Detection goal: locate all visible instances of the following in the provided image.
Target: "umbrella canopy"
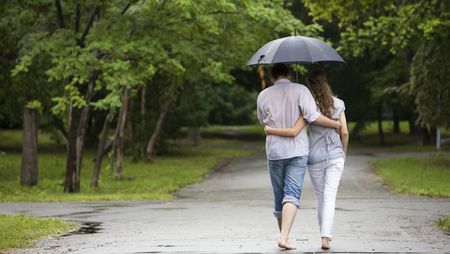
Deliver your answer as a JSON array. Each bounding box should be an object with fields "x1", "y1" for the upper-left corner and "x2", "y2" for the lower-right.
[{"x1": 246, "y1": 36, "x2": 345, "y2": 66}]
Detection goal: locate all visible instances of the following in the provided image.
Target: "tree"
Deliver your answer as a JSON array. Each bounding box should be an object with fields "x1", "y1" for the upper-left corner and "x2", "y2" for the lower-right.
[
  {"x1": 11, "y1": 1, "x2": 153, "y2": 192},
  {"x1": 410, "y1": 33, "x2": 450, "y2": 129},
  {"x1": 9, "y1": 0, "x2": 320, "y2": 191},
  {"x1": 128, "y1": 0, "x2": 321, "y2": 161},
  {"x1": 20, "y1": 102, "x2": 40, "y2": 186},
  {"x1": 302, "y1": 0, "x2": 450, "y2": 144}
]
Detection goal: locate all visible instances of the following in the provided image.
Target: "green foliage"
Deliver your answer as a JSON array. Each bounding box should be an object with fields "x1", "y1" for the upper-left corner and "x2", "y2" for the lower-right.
[
  {"x1": 0, "y1": 3, "x2": 56, "y2": 128},
  {"x1": 438, "y1": 215, "x2": 450, "y2": 233},
  {"x1": 175, "y1": 83, "x2": 214, "y2": 127},
  {"x1": 410, "y1": 34, "x2": 450, "y2": 127},
  {"x1": 0, "y1": 214, "x2": 76, "y2": 249},
  {"x1": 302, "y1": 0, "x2": 450, "y2": 134},
  {"x1": 372, "y1": 156, "x2": 450, "y2": 197},
  {"x1": 303, "y1": 0, "x2": 449, "y2": 55},
  {"x1": 208, "y1": 84, "x2": 258, "y2": 125},
  {"x1": 25, "y1": 100, "x2": 42, "y2": 110},
  {"x1": 2, "y1": 0, "x2": 319, "y2": 154}
]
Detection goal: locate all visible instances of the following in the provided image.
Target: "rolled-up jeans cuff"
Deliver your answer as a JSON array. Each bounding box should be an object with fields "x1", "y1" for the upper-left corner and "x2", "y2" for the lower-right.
[
  {"x1": 273, "y1": 211, "x2": 282, "y2": 219},
  {"x1": 282, "y1": 196, "x2": 300, "y2": 208}
]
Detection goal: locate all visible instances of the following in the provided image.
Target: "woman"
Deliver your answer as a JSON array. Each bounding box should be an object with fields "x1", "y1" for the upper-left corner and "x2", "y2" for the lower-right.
[{"x1": 264, "y1": 69, "x2": 349, "y2": 250}]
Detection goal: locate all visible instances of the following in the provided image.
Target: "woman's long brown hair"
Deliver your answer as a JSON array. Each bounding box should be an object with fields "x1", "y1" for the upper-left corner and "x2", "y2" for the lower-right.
[{"x1": 307, "y1": 69, "x2": 335, "y2": 119}]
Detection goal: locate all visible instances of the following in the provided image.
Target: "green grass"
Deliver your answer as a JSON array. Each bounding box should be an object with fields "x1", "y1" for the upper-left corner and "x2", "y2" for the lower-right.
[
  {"x1": 348, "y1": 121, "x2": 450, "y2": 136},
  {"x1": 202, "y1": 125, "x2": 264, "y2": 136},
  {"x1": 348, "y1": 121, "x2": 450, "y2": 150},
  {"x1": 372, "y1": 156, "x2": 450, "y2": 197},
  {"x1": 348, "y1": 120, "x2": 408, "y2": 134},
  {"x1": 0, "y1": 137, "x2": 254, "y2": 202},
  {"x1": 438, "y1": 215, "x2": 450, "y2": 233},
  {"x1": 0, "y1": 214, "x2": 77, "y2": 249},
  {"x1": 0, "y1": 130, "x2": 63, "y2": 153}
]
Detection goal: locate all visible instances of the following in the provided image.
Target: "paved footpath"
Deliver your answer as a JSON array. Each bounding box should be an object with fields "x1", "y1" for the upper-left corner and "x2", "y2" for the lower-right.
[{"x1": 1, "y1": 150, "x2": 450, "y2": 253}]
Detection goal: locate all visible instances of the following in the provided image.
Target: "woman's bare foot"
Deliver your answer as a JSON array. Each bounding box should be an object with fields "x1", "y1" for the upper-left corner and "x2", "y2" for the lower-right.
[
  {"x1": 278, "y1": 240, "x2": 296, "y2": 250},
  {"x1": 321, "y1": 237, "x2": 330, "y2": 250}
]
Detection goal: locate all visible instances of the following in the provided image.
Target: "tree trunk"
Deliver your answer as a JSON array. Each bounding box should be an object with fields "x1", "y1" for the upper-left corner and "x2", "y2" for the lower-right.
[
  {"x1": 109, "y1": 88, "x2": 129, "y2": 177},
  {"x1": 145, "y1": 100, "x2": 171, "y2": 162},
  {"x1": 408, "y1": 108, "x2": 420, "y2": 135},
  {"x1": 408, "y1": 117, "x2": 415, "y2": 135},
  {"x1": 436, "y1": 127, "x2": 441, "y2": 149},
  {"x1": 91, "y1": 114, "x2": 112, "y2": 188},
  {"x1": 64, "y1": 79, "x2": 95, "y2": 193},
  {"x1": 109, "y1": 116, "x2": 120, "y2": 176},
  {"x1": 377, "y1": 103, "x2": 385, "y2": 146},
  {"x1": 75, "y1": 110, "x2": 89, "y2": 189},
  {"x1": 187, "y1": 127, "x2": 201, "y2": 146},
  {"x1": 116, "y1": 89, "x2": 129, "y2": 178},
  {"x1": 64, "y1": 106, "x2": 82, "y2": 192},
  {"x1": 392, "y1": 107, "x2": 400, "y2": 134},
  {"x1": 126, "y1": 97, "x2": 133, "y2": 141},
  {"x1": 430, "y1": 126, "x2": 437, "y2": 146},
  {"x1": 421, "y1": 127, "x2": 431, "y2": 145},
  {"x1": 141, "y1": 84, "x2": 147, "y2": 118},
  {"x1": 21, "y1": 107, "x2": 38, "y2": 186}
]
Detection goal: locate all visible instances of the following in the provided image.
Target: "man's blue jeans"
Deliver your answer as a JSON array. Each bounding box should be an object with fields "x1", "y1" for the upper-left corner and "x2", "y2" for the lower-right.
[{"x1": 268, "y1": 156, "x2": 308, "y2": 219}]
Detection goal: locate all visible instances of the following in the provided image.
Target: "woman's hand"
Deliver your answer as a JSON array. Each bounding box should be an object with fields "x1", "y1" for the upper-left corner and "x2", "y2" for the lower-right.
[
  {"x1": 263, "y1": 116, "x2": 305, "y2": 137},
  {"x1": 264, "y1": 125, "x2": 272, "y2": 135}
]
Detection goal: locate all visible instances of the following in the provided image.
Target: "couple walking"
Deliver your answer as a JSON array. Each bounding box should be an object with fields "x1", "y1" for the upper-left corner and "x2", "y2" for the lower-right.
[{"x1": 257, "y1": 63, "x2": 349, "y2": 250}]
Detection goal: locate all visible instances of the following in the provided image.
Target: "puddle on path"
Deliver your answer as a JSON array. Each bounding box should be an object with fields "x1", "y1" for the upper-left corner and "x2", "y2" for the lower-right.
[{"x1": 61, "y1": 221, "x2": 103, "y2": 236}]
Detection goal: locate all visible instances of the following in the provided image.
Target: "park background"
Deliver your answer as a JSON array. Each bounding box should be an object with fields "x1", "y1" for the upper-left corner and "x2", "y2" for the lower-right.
[{"x1": 0, "y1": 0, "x2": 449, "y2": 251}]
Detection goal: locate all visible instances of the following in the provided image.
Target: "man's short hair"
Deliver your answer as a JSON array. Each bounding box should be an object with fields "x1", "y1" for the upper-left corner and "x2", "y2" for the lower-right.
[{"x1": 270, "y1": 63, "x2": 290, "y2": 80}]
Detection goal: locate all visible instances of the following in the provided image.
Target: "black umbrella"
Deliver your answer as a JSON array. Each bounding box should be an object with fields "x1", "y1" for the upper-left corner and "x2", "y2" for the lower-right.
[{"x1": 247, "y1": 35, "x2": 345, "y2": 66}]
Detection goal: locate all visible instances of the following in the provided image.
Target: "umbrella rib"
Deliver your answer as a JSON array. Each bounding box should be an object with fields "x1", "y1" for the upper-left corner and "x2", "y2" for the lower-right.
[
  {"x1": 260, "y1": 39, "x2": 284, "y2": 64},
  {"x1": 303, "y1": 37, "x2": 314, "y2": 63}
]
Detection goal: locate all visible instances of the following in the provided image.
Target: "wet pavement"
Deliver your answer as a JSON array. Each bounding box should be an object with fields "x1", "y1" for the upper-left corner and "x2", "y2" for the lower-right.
[{"x1": 0, "y1": 150, "x2": 449, "y2": 253}]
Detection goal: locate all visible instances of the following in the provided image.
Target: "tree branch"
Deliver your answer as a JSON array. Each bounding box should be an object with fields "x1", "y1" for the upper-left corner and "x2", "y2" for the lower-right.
[
  {"x1": 78, "y1": 5, "x2": 100, "y2": 47},
  {"x1": 55, "y1": 0, "x2": 65, "y2": 28},
  {"x1": 121, "y1": 0, "x2": 142, "y2": 15},
  {"x1": 74, "y1": 3, "x2": 80, "y2": 33},
  {"x1": 121, "y1": 3, "x2": 131, "y2": 15}
]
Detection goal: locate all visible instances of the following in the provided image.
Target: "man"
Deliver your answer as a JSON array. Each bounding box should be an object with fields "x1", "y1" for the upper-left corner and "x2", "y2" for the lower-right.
[{"x1": 257, "y1": 63, "x2": 340, "y2": 250}]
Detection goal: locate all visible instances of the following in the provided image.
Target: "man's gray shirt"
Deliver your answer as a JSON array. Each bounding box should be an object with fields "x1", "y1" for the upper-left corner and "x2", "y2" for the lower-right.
[{"x1": 257, "y1": 79, "x2": 320, "y2": 160}]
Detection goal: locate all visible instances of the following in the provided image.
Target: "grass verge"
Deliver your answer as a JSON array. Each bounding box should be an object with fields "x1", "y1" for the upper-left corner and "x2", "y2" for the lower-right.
[
  {"x1": 0, "y1": 214, "x2": 77, "y2": 250},
  {"x1": 0, "y1": 139, "x2": 254, "y2": 202},
  {"x1": 438, "y1": 215, "x2": 450, "y2": 233},
  {"x1": 372, "y1": 156, "x2": 450, "y2": 197}
]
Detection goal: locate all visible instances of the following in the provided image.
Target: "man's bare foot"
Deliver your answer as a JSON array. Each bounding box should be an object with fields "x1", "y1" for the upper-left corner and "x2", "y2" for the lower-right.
[
  {"x1": 321, "y1": 237, "x2": 330, "y2": 250},
  {"x1": 278, "y1": 240, "x2": 296, "y2": 250}
]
